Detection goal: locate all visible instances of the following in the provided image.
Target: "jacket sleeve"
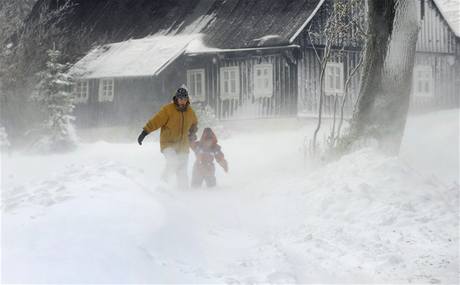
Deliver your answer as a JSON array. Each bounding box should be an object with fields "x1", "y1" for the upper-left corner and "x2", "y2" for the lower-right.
[
  {"x1": 189, "y1": 123, "x2": 198, "y2": 142},
  {"x1": 214, "y1": 144, "x2": 228, "y2": 172},
  {"x1": 143, "y1": 107, "x2": 169, "y2": 133},
  {"x1": 188, "y1": 108, "x2": 199, "y2": 142}
]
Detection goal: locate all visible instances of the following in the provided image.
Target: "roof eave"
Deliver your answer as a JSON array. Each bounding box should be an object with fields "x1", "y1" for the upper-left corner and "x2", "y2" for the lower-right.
[
  {"x1": 431, "y1": 0, "x2": 460, "y2": 38},
  {"x1": 288, "y1": 0, "x2": 327, "y2": 44},
  {"x1": 185, "y1": 44, "x2": 301, "y2": 55}
]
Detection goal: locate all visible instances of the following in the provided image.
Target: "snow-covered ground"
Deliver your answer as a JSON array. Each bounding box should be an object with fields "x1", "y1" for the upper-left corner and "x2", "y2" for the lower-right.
[{"x1": 1, "y1": 110, "x2": 459, "y2": 284}]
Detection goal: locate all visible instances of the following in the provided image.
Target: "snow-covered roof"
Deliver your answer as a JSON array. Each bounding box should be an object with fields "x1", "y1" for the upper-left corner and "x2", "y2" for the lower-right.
[
  {"x1": 71, "y1": 34, "x2": 200, "y2": 79},
  {"x1": 433, "y1": 0, "x2": 460, "y2": 37},
  {"x1": 69, "y1": 0, "x2": 326, "y2": 79},
  {"x1": 195, "y1": 0, "x2": 324, "y2": 48}
]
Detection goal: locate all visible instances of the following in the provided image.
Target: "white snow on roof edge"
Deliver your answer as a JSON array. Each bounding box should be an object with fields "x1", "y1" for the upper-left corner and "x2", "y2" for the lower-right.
[
  {"x1": 70, "y1": 34, "x2": 203, "y2": 79},
  {"x1": 432, "y1": 0, "x2": 460, "y2": 37}
]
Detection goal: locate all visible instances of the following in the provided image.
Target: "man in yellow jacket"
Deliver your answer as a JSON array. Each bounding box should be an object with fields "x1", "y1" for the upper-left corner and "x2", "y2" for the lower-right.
[{"x1": 137, "y1": 87, "x2": 198, "y2": 188}]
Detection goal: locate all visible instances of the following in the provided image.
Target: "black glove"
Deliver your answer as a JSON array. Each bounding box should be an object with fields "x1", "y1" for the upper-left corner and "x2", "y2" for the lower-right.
[
  {"x1": 137, "y1": 130, "x2": 149, "y2": 145},
  {"x1": 188, "y1": 124, "x2": 198, "y2": 142},
  {"x1": 189, "y1": 132, "x2": 197, "y2": 142}
]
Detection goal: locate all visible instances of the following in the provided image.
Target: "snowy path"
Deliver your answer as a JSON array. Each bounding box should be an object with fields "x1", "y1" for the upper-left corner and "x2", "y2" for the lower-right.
[{"x1": 1, "y1": 110, "x2": 459, "y2": 283}]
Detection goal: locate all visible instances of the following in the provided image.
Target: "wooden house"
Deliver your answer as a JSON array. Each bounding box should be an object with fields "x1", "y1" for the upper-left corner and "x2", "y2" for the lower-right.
[
  {"x1": 411, "y1": 0, "x2": 460, "y2": 111},
  {"x1": 70, "y1": 0, "x2": 459, "y2": 128}
]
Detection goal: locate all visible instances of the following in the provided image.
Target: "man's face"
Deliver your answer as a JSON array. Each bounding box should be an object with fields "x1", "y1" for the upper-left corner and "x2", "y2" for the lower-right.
[{"x1": 177, "y1": 97, "x2": 188, "y2": 107}]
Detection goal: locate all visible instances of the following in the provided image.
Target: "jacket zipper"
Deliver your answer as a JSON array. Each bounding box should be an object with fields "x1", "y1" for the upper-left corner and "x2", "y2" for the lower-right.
[{"x1": 180, "y1": 112, "x2": 184, "y2": 142}]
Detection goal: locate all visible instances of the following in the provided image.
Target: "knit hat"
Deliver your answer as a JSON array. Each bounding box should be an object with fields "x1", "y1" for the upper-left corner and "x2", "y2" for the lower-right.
[{"x1": 175, "y1": 87, "x2": 189, "y2": 99}]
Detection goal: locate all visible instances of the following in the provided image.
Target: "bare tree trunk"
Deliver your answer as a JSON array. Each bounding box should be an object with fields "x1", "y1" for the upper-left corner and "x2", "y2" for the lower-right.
[
  {"x1": 312, "y1": 64, "x2": 326, "y2": 151},
  {"x1": 329, "y1": 94, "x2": 339, "y2": 146},
  {"x1": 346, "y1": 0, "x2": 419, "y2": 155},
  {"x1": 337, "y1": 54, "x2": 364, "y2": 140}
]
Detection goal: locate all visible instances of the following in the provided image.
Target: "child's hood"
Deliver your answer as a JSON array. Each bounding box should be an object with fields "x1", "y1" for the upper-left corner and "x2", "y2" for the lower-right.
[{"x1": 200, "y1": 127, "x2": 218, "y2": 144}]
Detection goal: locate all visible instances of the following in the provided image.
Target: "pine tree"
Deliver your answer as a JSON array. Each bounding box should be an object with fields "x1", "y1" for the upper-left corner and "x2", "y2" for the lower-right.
[{"x1": 32, "y1": 47, "x2": 76, "y2": 152}]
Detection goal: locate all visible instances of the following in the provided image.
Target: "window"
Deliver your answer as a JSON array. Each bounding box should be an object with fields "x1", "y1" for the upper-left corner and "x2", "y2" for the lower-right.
[
  {"x1": 413, "y1": 65, "x2": 433, "y2": 97},
  {"x1": 325, "y1": 62, "x2": 344, "y2": 95},
  {"x1": 187, "y1": 69, "x2": 206, "y2": 102},
  {"x1": 254, "y1": 64, "x2": 273, "y2": 98},
  {"x1": 220, "y1": 66, "x2": 240, "y2": 100},
  {"x1": 73, "y1": 80, "x2": 89, "y2": 103},
  {"x1": 98, "y1": 78, "x2": 114, "y2": 102}
]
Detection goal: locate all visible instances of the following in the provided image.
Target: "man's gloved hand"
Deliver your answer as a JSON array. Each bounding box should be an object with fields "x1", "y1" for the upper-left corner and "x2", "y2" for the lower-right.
[
  {"x1": 137, "y1": 130, "x2": 149, "y2": 145},
  {"x1": 188, "y1": 132, "x2": 197, "y2": 142},
  {"x1": 188, "y1": 124, "x2": 198, "y2": 142}
]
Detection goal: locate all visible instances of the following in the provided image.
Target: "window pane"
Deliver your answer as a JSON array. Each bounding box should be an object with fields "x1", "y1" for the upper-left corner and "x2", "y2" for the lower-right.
[
  {"x1": 190, "y1": 72, "x2": 198, "y2": 95},
  {"x1": 231, "y1": 79, "x2": 236, "y2": 93},
  {"x1": 82, "y1": 82, "x2": 87, "y2": 98},
  {"x1": 197, "y1": 74, "x2": 202, "y2": 95},
  {"x1": 335, "y1": 75, "x2": 340, "y2": 90},
  {"x1": 191, "y1": 73, "x2": 195, "y2": 86},
  {"x1": 224, "y1": 71, "x2": 229, "y2": 80}
]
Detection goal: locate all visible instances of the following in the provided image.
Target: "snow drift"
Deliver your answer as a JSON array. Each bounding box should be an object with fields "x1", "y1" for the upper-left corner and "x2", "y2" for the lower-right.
[{"x1": 1, "y1": 110, "x2": 459, "y2": 283}]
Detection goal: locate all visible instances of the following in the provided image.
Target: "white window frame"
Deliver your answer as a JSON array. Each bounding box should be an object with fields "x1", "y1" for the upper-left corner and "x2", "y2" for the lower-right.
[
  {"x1": 412, "y1": 65, "x2": 434, "y2": 97},
  {"x1": 324, "y1": 62, "x2": 344, "y2": 96},
  {"x1": 253, "y1": 64, "x2": 273, "y2": 98},
  {"x1": 220, "y1": 66, "x2": 240, "y2": 100},
  {"x1": 98, "y1": 78, "x2": 114, "y2": 102},
  {"x1": 73, "y1": 80, "x2": 89, "y2": 103},
  {"x1": 187, "y1": 69, "x2": 206, "y2": 102}
]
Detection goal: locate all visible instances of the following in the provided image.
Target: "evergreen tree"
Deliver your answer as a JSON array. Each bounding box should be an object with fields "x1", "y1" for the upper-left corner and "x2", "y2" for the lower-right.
[{"x1": 32, "y1": 47, "x2": 76, "y2": 152}]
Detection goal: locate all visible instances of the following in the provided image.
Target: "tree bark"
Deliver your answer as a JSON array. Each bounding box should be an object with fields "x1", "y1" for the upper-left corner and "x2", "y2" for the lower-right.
[{"x1": 347, "y1": 0, "x2": 419, "y2": 155}]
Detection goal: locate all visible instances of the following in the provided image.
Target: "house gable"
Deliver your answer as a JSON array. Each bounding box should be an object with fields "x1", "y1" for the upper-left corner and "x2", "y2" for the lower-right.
[{"x1": 417, "y1": 0, "x2": 459, "y2": 54}]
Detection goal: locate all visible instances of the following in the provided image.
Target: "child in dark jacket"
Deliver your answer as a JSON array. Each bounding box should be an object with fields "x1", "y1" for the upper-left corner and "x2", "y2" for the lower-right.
[{"x1": 190, "y1": 128, "x2": 228, "y2": 188}]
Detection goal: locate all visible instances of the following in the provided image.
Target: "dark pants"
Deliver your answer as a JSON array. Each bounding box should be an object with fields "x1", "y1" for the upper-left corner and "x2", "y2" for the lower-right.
[{"x1": 191, "y1": 162, "x2": 216, "y2": 188}]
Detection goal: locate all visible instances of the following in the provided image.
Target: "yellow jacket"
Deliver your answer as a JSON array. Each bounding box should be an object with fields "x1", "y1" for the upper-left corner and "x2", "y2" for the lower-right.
[{"x1": 143, "y1": 102, "x2": 198, "y2": 153}]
